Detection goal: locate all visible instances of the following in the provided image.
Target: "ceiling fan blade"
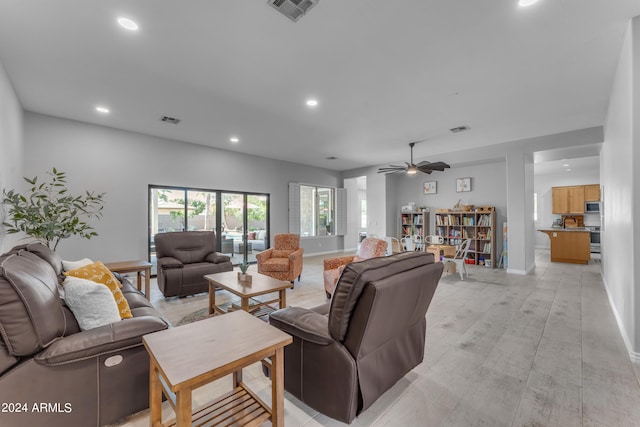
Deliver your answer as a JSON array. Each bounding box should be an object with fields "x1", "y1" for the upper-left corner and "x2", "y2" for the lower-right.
[
  {"x1": 418, "y1": 162, "x2": 450, "y2": 171},
  {"x1": 430, "y1": 161, "x2": 450, "y2": 169},
  {"x1": 377, "y1": 169, "x2": 406, "y2": 175},
  {"x1": 377, "y1": 165, "x2": 406, "y2": 174},
  {"x1": 416, "y1": 161, "x2": 431, "y2": 167}
]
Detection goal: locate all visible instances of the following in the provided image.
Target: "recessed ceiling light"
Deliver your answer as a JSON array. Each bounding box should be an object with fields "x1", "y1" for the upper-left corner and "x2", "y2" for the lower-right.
[
  {"x1": 563, "y1": 164, "x2": 569, "y2": 167},
  {"x1": 519, "y1": 0, "x2": 539, "y2": 7},
  {"x1": 117, "y1": 17, "x2": 139, "y2": 31},
  {"x1": 230, "y1": 137, "x2": 240, "y2": 143},
  {"x1": 95, "y1": 106, "x2": 110, "y2": 114},
  {"x1": 306, "y1": 99, "x2": 318, "y2": 107},
  {"x1": 566, "y1": 168, "x2": 572, "y2": 172}
]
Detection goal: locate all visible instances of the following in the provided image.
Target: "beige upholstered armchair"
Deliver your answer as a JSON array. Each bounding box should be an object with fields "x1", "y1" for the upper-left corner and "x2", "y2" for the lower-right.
[
  {"x1": 256, "y1": 233, "x2": 304, "y2": 284},
  {"x1": 323, "y1": 237, "x2": 387, "y2": 298}
]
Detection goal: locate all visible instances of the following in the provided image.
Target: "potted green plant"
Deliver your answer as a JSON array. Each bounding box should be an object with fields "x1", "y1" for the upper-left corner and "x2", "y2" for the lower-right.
[
  {"x1": 1, "y1": 168, "x2": 105, "y2": 250},
  {"x1": 237, "y1": 261, "x2": 252, "y2": 283}
]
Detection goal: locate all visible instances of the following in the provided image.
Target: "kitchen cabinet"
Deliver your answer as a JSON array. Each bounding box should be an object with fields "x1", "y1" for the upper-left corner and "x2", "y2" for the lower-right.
[
  {"x1": 552, "y1": 186, "x2": 586, "y2": 214},
  {"x1": 539, "y1": 229, "x2": 590, "y2": 264},
  {"x1": 552, "y1": 187, "x2": 568, "y2": 214},
  {"x1": 568, "y1": 186, "x2": 585, "y2": 213},
  {"x1": 584, "y1": 184, "x2": 601, "y2": 202}
]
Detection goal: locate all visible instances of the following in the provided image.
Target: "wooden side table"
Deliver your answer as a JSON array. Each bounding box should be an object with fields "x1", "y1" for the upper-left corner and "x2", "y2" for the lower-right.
[
  {"x1": 143, "y1": 310, "x2": 292, "y2": 427},
  {"x1": 426, "y1": 244, "x2": 457, "y2": 259},
  {"x1": 104, "y1": 260, "x2": 152, "y2": 300}
]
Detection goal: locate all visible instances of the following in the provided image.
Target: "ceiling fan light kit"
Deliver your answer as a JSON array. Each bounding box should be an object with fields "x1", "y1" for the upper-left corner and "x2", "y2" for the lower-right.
[{"x1": 377, "y1": 142, "x2": 450, "y2": 175}]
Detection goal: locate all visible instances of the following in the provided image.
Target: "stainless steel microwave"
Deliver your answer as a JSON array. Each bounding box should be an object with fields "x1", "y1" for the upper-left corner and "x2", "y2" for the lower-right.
[{"x1": 585, "y1": 201, "x2": 600, "y2": 213}]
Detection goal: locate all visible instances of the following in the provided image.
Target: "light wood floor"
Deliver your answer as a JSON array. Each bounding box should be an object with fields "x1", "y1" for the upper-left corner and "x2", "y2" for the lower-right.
[{"x1": 113, "y1": 250, "x2": 640, "y2": 427}]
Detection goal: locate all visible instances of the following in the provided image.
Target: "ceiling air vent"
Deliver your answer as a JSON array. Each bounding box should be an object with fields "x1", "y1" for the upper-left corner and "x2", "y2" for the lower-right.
[
  {"x1": 268, "y1": 0, "x2": 319, "y2": 22},
  {"x1": 160, "y1": 116, "x2": 181, "y2": 125},
  {"x1": 449, "y1": 125, "x2": 470, "y2": 133}
]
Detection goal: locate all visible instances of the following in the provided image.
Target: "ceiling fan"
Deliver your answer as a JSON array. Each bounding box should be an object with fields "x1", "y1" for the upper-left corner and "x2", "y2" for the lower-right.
[{"x1": 377, "y1": 142, "x2": 451, "y2": 175}]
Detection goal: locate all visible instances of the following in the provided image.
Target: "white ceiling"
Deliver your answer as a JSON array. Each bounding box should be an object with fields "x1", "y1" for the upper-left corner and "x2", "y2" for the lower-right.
[{"x1": 1, "y1": 1, "x2": 639, "y2": 171}]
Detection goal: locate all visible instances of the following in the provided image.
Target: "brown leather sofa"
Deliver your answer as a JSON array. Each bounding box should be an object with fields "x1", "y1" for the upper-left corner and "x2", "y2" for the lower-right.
[
  {"x1": 268, "y1": 251, "x2": 443, "y2": 423},
  {"x1": 155, "y1": 231, "x2": 233, "y2": 297},
  {"x1": 0, "y1": 243, "x2": 169, "y2": 427}
]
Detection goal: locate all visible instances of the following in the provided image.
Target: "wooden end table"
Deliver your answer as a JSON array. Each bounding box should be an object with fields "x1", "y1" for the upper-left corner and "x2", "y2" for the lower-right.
[
  {"x1": 143, "y1": 310, "x2": 292, "y2": 427},
  {"x1": 205, "y1": 270, "x2": 293, "y2": 318},
  {"x1": 104, "y1": 260, "x2": 152, "y2": 300},
  {"x1": 426, "y1": 244, "x2": 457, "y2": 259}
]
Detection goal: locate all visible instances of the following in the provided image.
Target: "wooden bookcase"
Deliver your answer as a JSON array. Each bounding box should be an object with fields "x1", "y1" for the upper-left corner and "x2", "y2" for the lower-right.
[
  {"x1": 400, "y1": 210, "x2": 429, "y2": 241},
  {"x1": 434, "y1": 208, "x2": 496, "y2": 267}
]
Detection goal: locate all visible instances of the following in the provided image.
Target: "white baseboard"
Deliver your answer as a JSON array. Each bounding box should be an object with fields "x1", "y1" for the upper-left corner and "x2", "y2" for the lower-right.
[
  {"x1": 601, "y1": 273, "x2": 638, "y2": 364},
  {"x1": 303, "y1": 249, "x2": 353, "y2": 258}
]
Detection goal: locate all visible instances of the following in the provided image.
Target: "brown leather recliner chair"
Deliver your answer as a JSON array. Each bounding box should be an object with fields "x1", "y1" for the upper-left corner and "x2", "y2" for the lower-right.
[
  {"x1": 268, "y1": 251, "x2": 443, "y2": 424},
  {"x1": 0, "y1": 243, "x2": 169, "y2": 427},
  {"x1": 155, "y1": 231, "x2": 233, "y2": 297}
]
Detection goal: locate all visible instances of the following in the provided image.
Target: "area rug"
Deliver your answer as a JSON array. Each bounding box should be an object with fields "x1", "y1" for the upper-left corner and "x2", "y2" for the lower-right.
[
  {"x1": 175, "y1": 306, "x2": 271, "y2": 326},
  {"x1": 175, "y1": 307, "x2": 210, "y2": 326}
]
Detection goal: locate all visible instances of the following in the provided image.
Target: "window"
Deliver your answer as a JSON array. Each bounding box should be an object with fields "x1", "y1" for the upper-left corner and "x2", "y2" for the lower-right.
[
  {"x1": 289, "y1": 183, "x2": 346, "y2": 237},
  {"x1": 361, "y1": 199, "x2": 367, "y2": 228},
  {"x1": 300, "y1": 185, "x2": 334, "y2": 236},
  {"x1": 533, "y1": 192, "x2": 538, "y2": 221}
]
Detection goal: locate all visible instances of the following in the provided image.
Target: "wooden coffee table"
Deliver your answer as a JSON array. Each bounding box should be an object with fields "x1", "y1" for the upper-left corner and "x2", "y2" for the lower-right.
[
  {"x1": 143, "y1": 310, "x2": 292, "y2": 427},
  {"x1": 205, "y1": 271, "x2": 293, "y2": 317}
]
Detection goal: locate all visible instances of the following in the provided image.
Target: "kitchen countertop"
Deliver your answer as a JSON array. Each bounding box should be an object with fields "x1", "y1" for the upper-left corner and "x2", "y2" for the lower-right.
[{"x1": 539, "y1": 228, "x2": 590, "y2": 232}]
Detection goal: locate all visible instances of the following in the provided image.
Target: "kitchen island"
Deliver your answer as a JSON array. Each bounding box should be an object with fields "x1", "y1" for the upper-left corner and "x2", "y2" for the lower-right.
[{"x1": 539, "y1": 228, "x2": 590, "y2": 264}]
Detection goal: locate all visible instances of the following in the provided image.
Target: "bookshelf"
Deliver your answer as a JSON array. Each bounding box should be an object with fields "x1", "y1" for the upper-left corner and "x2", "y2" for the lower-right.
[
  {"x1": 400, "y1": 209, "x2": 429, "y2": 249},
  {"x1": 434, "y1": 207, "x2": 496, "y2": 267}
]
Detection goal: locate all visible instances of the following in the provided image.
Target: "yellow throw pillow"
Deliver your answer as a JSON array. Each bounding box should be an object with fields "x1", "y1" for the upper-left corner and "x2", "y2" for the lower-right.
[{"x1": 64, "y1": 261, "x2": 133, "y2": 319}]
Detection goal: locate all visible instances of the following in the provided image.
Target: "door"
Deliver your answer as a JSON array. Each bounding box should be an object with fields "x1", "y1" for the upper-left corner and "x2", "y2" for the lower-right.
[{"x1": 150, "y1": 186, "x2": 269, "y2": 271}]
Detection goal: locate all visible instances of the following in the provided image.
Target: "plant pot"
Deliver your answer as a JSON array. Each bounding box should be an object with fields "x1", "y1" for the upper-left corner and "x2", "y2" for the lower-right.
[{"x1": 237, "y1": 272, "x2": 252, "y2": 283}]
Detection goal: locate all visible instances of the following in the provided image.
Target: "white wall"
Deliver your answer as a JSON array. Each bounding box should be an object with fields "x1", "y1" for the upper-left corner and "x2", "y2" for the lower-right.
[
  {"x1": 601, "y1": 16, "x2": 639, "y2": 359},
  {"x1": 391, "y1": 160, "x2": 508, "y2": 257},
  {"x1": 23, "y1": 112, "x2": 342, "y2": 261},
  {"x1": 0, "y1": 60, "x2": 23, "y2": 253},
  {"x1": 343, "y1": 177, "x2": 359, "y2": 251}
]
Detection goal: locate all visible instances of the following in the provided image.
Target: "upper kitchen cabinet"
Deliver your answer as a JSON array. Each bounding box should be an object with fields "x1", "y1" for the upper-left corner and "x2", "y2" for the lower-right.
[
  {"x1": 552, "y1": 186, "x2": 586, "y2": 214},
  {"x1": 552, "y1": 187, "x2": 569, "y2": 214},
  {"x1": 584, "y1": 184, "x2": 601, "y2": 202},
  {"x1": 568, "y1": 186, "x2": 586, "y2": 213}
]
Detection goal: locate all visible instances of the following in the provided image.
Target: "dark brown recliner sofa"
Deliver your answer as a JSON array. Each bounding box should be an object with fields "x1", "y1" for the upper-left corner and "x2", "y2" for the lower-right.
[
  {"x1": 0, "y1": 243, "x2": 170, "y2": 427},
  {"x1": 155, "y1": 231, "x2": 233, "y2": 297},
  {"x1": 268, "y1": 251, "x2": 443, "y2": 424}
]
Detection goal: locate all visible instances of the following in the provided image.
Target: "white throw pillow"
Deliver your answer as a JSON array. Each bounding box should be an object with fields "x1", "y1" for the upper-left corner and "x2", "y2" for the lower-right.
[
  {"x1": 62, "y1": 258, "x2": 94, "y2": 272},
  {"x1": 256, "y1": 230, "x2": 266, "y2": 240},
  {"x1": 63, "y1": 277, "x2": 122, "y2": 331}
]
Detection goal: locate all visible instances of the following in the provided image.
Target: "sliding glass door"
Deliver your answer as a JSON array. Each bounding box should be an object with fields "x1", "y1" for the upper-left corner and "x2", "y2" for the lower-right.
[{"x1": 149, "y1": 186, "x2": 269, "y2": 274}]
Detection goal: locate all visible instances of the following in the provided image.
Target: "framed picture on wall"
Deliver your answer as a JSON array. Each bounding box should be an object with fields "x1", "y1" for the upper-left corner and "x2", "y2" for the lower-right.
[
  {"x1": 423, "y1": 181, "x2": 437, "y2": 195},
  {"x1": 456, "y1": 177, "x2": 471, "y2": 192}
]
